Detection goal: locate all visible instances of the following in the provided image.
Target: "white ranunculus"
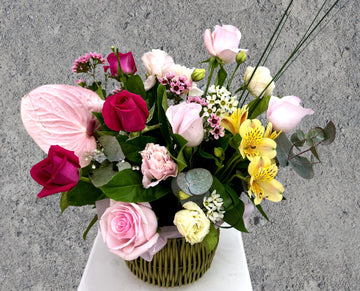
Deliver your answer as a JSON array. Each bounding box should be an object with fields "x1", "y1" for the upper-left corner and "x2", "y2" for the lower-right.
[
  {"x1": 244, "y1": 66, "x2": 275, "y2": 98},
  {"x1": 173, "y1": 201, "x2": 210, "y2": 244}
]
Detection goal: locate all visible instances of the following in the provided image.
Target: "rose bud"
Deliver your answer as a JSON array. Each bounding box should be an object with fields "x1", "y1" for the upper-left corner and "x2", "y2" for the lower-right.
[{"x1": 104, "y1": 52, "x2": 137, "y2": 76}]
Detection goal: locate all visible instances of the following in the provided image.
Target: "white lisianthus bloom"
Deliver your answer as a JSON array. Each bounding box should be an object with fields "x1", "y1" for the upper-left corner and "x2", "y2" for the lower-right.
[
  {"x1": 244, "y1": 66, "x2": 275, "y2": 98},
  {"x1": 173, "y1": 201, "x2": 210, "y2": 244}
]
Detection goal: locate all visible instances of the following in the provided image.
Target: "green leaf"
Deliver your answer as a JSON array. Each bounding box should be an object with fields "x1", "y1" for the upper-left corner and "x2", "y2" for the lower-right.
[
  {"x1": 199, "y1": 146, "x2": 222, "y2": 168},
  {"x1": 249, "y1": 197, "x2": 269, "y2": 221},
  {"x1": 223, "y1": 199, "x2": 247, "y2": 232},
  {"x1": 170, "y1": 134, "x2": 188, "y2": 172},
  {"x1": 99, "y1": 135, "x2": 124, "y2": 162},
  {"x1": 83, "y1": 215, "x2": 98, "y2": 240},
  {"x1": 322, "y1": 121, "x2": 336, "y2": 145},
  {"x1": 63, "y1": 180, "x2": 103, "y2": 207},
  {"x1": 96, "y1": 85, "x2": 105, "y2": 100},
  {"x1": 215, "y1": 65, "x2": 227, "y2": 87},
  {"x1": 229, "y1": 133, "x2": 242, "y2": 150},
  {"x1": 248, "y1": 95, "x2": 271, "y2": 119},
  {"x1": 100, "y1": 169, "x2": 170, "y2": 202},
  {"x1": 157, "y1": 85, "x2": 171, "y2": 145},
  {"x1": 296, "y1": 129, "x2": 305, "y2": 141},
  {"x1": 125, "y1": 75, "x2": 146, "y2": 99},
  {"x1": 201, "y1": 224, "x2": 219, "y2": 253},
  {"x1": 92, "y1": 112, "x2": 112, "y2": 131},
  {"x1": 89, "y1": 160, "x2": 117, "y2": 187},
  {"x1": 60, "y1": 192, "x2": 69, "y2": 213},
  {"x1": 117, "y1": 135, "x2": 159, "y2": 164}
]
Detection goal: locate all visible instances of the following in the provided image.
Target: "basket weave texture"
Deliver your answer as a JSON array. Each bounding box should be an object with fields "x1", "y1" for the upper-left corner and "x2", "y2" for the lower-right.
[{"x1": 125, "y1": 233, "x2": 219, "y2": 287}]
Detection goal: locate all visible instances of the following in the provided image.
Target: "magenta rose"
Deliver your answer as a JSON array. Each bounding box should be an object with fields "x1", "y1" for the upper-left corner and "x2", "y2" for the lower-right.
[
  {"x1": 103, "y1": 52, "x2": 137, "y2": 76},
  {"x1": 140, "y1": 143, "x2": 178, "y2": 188},
  {"x1": 99, "y1": 201, "x2": 159, "y2": 260},
  {"x1": 30, "y1": 145, "x2": 80, "y2": 198},
  {"x1": 102, "y1": 90, "x2": 149, "y2": 132}
]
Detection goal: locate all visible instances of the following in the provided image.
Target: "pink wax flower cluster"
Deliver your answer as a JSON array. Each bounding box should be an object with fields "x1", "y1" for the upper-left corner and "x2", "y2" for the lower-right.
[
  {"x1": 72, "y1": 52, "x2": 105, "y2": 73},
  {"x1": 30, "y1": 145, "x2": 80, "y2": 198},
  {"x1": 140, "y1": 143, "x2": 178, "y2": 188},
  {"x1": 99, "y1": 201, "x2": 159, "y2": 260}
]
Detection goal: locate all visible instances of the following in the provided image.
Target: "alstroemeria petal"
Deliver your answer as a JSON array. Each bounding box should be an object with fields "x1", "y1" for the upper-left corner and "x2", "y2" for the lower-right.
[
  {"x1": 21, "y1": 85, "x2": 104, "y2": 167},
  {"x1": 258, "y1": 179, "x2": 284, "y2": 202}
]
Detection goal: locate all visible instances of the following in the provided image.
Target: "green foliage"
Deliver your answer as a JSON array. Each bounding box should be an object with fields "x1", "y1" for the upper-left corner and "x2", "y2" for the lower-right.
[
  {"x1": 157, "y1": 85, "x2": 171, "y2": 145},
  {"x1": 92, "y1": 112, "x2": 111, "y2": 131},
  {"x1": 201, "y1": 224, "x2": 219, "y2": 253},
  {"x1": 60, "y1": 180, "x2": 103, "y2": 212},
  {"x1": 100, "y1": 169, "x2": 170, "y2": 202},
  {"x1": 247, "y1": 95, "x2": 271, "y2": 119},
  {"x1": 117, "y1": 135, "x2": 159, "y2": 164},
  {"x1": 83, "y1": 215, "x2": 98, "y2": 240},
  {"x1": 125, "y1": 75, "x2": 146, "y2": 99},
  {"x1": 169, "y1": 134, "x2": 188, "y2": 172},
  {"x1": 215, "y1": 65, "x2": 227, "y2": 87}
]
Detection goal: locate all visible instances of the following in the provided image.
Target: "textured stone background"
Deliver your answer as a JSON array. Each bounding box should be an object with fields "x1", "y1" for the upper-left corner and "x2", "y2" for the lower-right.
[{"x1": 1, "y1": 0, "x2": 359, "y2": 290}]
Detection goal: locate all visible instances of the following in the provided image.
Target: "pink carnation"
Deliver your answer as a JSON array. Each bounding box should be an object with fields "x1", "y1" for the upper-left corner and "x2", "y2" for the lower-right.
[{"x1": 140, "y1": 143, "x2": 178, "y2": 188}]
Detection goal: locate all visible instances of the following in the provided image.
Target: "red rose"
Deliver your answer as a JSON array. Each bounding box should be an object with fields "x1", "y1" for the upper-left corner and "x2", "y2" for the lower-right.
[
  {"x1": 103, "y1": 52, "x2": 137, "y2": 76},
  {"x1": 102, "y1": 90, "x2": 149, "y2": 132},
  {"x1": 30, "y1": 145, "x2": 80, "y2": 198}
]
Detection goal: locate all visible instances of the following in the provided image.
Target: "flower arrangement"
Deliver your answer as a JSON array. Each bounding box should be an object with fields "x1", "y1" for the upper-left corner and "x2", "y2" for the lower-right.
[{"x1": 21, "y1": 4, "x2": 337, "y2": 265}]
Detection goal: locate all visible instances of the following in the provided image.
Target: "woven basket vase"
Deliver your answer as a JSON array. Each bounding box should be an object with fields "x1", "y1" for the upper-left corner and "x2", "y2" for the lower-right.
[{"x1": 125, "y1": 232, "x2": 219, "y2": 287}]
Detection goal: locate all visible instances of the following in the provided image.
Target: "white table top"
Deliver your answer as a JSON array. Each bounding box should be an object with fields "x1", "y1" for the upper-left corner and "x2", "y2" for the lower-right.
[{"x1": 78, "y1": 227, "x2": 252, "y2": 291}]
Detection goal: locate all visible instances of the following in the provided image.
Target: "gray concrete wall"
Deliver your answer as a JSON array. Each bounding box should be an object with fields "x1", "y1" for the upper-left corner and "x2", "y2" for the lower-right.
[{"x1": 1, "y1": 0, "x2": 359, "y2": 290}]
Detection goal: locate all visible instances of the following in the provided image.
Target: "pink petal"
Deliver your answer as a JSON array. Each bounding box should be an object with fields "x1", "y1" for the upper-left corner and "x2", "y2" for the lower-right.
[
  {"x1": 204, "y1": 29, "x2": 216, "y2": 57},
  {"x1": 21, "y1": 85, "x2": 104, "y2": 167}
]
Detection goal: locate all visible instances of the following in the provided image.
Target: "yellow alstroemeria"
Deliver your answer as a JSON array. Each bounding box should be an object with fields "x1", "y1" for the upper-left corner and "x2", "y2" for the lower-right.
[
  {"x1": 248, "y1": 156, "x2": 284, "y2": 205},
  {"x1": 221, "y1": 106, "x2": 248, "y2": 135},
  {"x1": 239, "y1": 119, "x2": 277, "y2": 160},
  {"x1": 264, "y1": 121, "x2": 282, "y2": 140}
]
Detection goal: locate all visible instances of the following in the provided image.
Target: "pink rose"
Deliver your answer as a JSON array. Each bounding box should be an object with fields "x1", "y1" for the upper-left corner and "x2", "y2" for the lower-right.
[
  {"x1": 140, "y1": 143, "x2": 178, "y2": 188},
  {"x1": 99, "y1": 201, "x2": 159, "y2": 260},
  {"x1": 30, "y1": 145, "x2": 80, "y2": 198},
  {"x1": 141, "y1": 49, "x2": 174, "y2": 90},
  {"x1": 267, "y1": 96, "x2": 315, "y2": 133},
  {"x1": 204, "y1": 25, "x2": 246, "y2": 63},
  {"x1": 166, "y1": 103, "x2": 204, "y2": 147},
  {"x1": 102, "y1": 90, "x2": 149, "y2": 132},
  {"x1": 104, "y1": 52, "x2": 137, "y2": 76}
]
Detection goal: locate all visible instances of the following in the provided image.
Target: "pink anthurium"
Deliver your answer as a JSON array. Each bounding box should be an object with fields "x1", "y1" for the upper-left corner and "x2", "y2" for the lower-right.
[{"x1": 21, "y1": 85, "x2": 104, "y2": 167}]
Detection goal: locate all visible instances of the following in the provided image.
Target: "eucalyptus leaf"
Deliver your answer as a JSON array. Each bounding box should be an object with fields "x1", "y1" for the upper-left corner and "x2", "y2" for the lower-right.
[
  {"x1": 289, "y1": 156, "x2": 314, "y2": 179},
  {"x1": 275, "y1": 132, "x2": 292, "y2": 167},
  {"x1": 185, "y1": 168, "x2": 213, "y2": 195},
  {"x1": 89, "y1": 161, "x2": 117, "y2": 187},
  {"x1": 116, "y1": 161, "x2": 131, "y2": 172},
  {"x1": 310, "y1": 146, "x2": 321, "y2": 162},
  {"x1": 99, "y1": 135, "x2": 124, "y2": 162},
  {"x1": 322, "y1": 121, "x2": 336, "y2": 145}
]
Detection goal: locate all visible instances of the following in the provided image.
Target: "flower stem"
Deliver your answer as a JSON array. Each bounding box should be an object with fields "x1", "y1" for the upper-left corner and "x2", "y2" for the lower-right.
[
  {"x1": 203, "y1": 57, "x2": 217, "y2": 97},
  {"x1": 227, "y1": 62, "x2": 241, "y2": 90}
]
